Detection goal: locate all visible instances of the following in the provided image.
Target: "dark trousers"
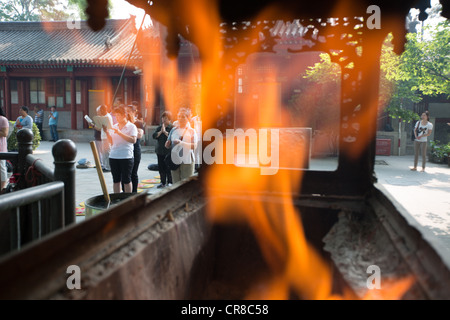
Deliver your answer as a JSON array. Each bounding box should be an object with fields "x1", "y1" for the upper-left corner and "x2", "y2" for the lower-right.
[
  {"x1": 121, "y1": 152, "x2": 141, "y2": 193},
  {"x1": 49, "y1": 124, "x2": 58, "y2": 141},
  {"x1": 131, "y1": 151, "x2": 141, "y2": 193},
  {"x1": 157, "y1": 153, "x2": 173, "y2": 185},
  {"x1": 110, "y1": 158, "x2": 134, "y2": 184}
]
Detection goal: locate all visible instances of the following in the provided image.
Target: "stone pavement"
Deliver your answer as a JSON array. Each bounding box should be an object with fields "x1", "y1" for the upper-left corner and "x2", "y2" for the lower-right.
[
  {"x1": 374, "y1": 155, "x2": 450, "y2": 265},
  {"x1": 31, "y1": 141, "x2": 450, "y2": 263},
  {"x1": 33, "y1": 141, "x2": 161, "y2": 223}
]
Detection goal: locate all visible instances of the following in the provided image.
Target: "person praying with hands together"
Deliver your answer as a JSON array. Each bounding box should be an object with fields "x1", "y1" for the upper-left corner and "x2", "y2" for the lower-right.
[
  {"x1": 164, "y1": 108, "x2": 198, "y2": 184},
  {"x1": 105, "y1": 106, "x2": 137, "y2": 193},
  {"x1": 153, "y1": 111, "x2": 174, "y2": 188}
]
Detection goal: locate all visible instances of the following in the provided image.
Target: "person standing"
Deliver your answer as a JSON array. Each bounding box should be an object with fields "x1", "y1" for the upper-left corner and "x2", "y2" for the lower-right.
[
  {"x1": 101, "y1": 105, "x2": 113, "y2": 172},
  {"x1": 411, "y1": 111, "x2": 433, "y2": 172},
  {"x1": 131, "y1": 101, "x2": 144, "y2": 122},
  {"x1": 153, "y1": 111, "x2": 173, "y2": 188},
  {"x1": 165, "y1": 108, "x2": 198, "y2": 184},
  {"x1": 105, "y1": 106, "x2": 137, "y2": 193},
  {"x1": 125, "y1": 105, "x2": 144, "y2": 193},
  {"x1": 33, "y1": 105, "x2": 44, "y2": 139},
  {"x1": 14, "y1": 106, "x2": 33, "y2": 130},
  {"x1": 0, "y1": 106, "x2": 9, "y2": 191},
  {"x1": 48, "y1": 106, "x2": 59, "y2": 142},
  {"x1": 88, "y1": 106, "x2": 107, "y2": 171},
  {"x1": 190, "y1": 107, "x2": 202, "y2": 172}
]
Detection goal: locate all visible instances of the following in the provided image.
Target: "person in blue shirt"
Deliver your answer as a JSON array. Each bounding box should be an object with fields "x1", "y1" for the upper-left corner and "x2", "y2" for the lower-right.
[
  {"x1": 14, "y1": 106, "x2": 33, "y2": 130},
  {"x1": 48, "y1": 106, "x2": 59, "y2": 142},
  {"x1": 33, "y1": 105, "x2": 44, "y2": 139}
]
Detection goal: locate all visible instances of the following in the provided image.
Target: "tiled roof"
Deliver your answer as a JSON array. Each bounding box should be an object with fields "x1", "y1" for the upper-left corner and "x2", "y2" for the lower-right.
[
  {"x1": 271, "y1": 20, "x2": 306, "y2": 38},
  {"x1": 0, "y1": 18, "x2": 144, "y2": 67}
]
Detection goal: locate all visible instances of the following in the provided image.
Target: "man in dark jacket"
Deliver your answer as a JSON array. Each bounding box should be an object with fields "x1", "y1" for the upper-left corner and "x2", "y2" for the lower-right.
[{"x1": 152, "y1": 111, "x2": 173, "y2": 188}]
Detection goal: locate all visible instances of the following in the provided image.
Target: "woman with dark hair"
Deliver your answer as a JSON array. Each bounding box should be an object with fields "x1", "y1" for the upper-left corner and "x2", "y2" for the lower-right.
[
  {"x1": 153, "y1": 111, "x2": 173, "y2": 188},
  {"x1": 165, "y1": 108, "x2": 198, "y2": 183},
  {"x1": 125, "y1": 105, "x2": 144, "y2": 193},
  {"x1": 411, "y1": 111, "x2": 433, "y2": 172},
  {"x1": 105, "y1": 106, "x2": 137, "y2": 193},
  {"x1": 33, "y1": 105, "x2": 44, "y2": 139},
  {"x1": 14, "y1": 106, "x2": 33, "y2": 130},
  {"x1": 0, "y1": 106, "x2": 9, "y2": 190}
]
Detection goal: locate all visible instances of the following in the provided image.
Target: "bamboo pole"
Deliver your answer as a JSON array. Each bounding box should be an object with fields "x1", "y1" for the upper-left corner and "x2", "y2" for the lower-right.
[{"x1": 89, "y1": 141, "x2": 110, "y2": 205}]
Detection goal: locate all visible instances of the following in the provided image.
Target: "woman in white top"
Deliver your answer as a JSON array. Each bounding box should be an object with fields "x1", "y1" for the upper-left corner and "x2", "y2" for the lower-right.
[
  {"x1": 411, "y1": 111, "x2": 433, "y2": 172},
  {"x1": 0, "y1": 106, "x2": 9, "y2": 191},
  {"x1": 165, "y1": 108, "x2": 198, "y2": 184},
  {"x1": 105, "y1": 106, "x2": 137, "y2": 193}
]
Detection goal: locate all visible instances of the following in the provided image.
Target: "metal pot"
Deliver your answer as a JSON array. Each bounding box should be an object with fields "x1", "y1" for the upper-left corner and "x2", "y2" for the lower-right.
[{"x1": 85, "y1": 193, "x2": 135, "y2": 218}]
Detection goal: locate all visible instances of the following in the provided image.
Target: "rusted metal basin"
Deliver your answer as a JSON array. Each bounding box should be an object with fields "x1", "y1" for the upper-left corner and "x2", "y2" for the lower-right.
[{"x1": 85, "y1": 193, "x2": 135, "y2": 218}]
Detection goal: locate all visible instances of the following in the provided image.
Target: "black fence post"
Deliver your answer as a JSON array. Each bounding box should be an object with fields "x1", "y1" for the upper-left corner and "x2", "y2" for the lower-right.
[
  {"x1": 15, "y1": 129, "x2": 34, "y2": 246},
  {"x1": 16, "y1": 128, "x2": 33, "y2": 190},
  {"x1": 52, "y1": 140, "x2": 77, "y2": 226}
]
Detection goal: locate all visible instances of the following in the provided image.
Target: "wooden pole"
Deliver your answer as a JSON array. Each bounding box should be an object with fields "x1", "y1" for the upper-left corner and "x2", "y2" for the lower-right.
[{"x1": 89, "y1": 141, "x2": 110, "y2": 204}]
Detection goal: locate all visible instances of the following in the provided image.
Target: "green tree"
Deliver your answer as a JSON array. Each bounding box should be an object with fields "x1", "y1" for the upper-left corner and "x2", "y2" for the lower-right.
[
  {"x1": 302, "y1": 52, "x2": 341, "y2": 85},
  {"x1": 0, "y1": 0, "x2": 103, "y2": 21},
  {"x1": 394, "y1": 20, "x2": 450, "y2": 98},
  {"x1": 0, "y1": 0, "x2": 68, "y2": 21},
  {"x1": 300, "y1": 19, "x2": 450, "y2": 124},
  {"x1": 68, "y1": 0, "x2": 113, "y2": 20},
  {"x1": 68, "y1": 0, "x2": 88, "y2": 19},
  {"x1": 300, "y1": 38, "x2": 421, "y2": 123},
  {"x1": 288, "y1": 52, "x2": 341, "y2": 135},
  {"x1": 379, "y1": 33, "x2": 421, "y2": 122},
  {"x1": 383, "y1": 19, "x2": 450, "y2": 122}
]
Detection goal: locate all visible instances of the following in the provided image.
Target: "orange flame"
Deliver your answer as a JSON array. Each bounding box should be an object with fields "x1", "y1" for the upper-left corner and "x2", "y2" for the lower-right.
[{"x1": 137, "y1": 0, "x2": 413, "y2": 300}]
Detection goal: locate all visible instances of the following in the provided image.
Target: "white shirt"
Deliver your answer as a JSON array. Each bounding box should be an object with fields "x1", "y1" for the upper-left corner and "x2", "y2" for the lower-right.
[
  {"x1": 415, "y1": 121, "x2": 433, "y2": 142},
  {"x1": 109, "y1": 122, "x2": 137, "y2": 159},
  {"x1": 168, "y1": 123, "x2": 198, "y2": 164}
]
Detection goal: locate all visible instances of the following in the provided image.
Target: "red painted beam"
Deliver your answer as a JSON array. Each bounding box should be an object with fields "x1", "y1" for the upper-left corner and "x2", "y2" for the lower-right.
[{"x1": 70, "y1": 73, "x2": 77, "y2": 130}]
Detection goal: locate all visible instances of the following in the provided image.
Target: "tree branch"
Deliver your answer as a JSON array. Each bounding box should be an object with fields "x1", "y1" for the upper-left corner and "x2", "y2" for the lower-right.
[{"x1": 422, "y1": 63, "x2": 450, "y2": 82}]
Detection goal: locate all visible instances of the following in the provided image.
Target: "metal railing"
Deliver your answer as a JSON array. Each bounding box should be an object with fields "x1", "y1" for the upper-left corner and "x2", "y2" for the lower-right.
[
  {"x1": 0, "y1": 128, "x2": 76, "y2": 257},
  {"x1": 0, "y1": 182, "x2": 65, "y2": 253}
]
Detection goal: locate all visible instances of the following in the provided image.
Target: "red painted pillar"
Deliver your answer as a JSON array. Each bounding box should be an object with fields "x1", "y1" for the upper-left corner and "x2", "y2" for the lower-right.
[
  {"x1": 82, "y1": 80, "x2": 89, "y2": 129},
  {"x1": 70, "y1": 72, "x2": 76, "y2": 130},
  {"x1": 4, "y1": 75, "x2": 11, "y2": 120},
  {"x1": 1, "y1": 76, "x2": 6, "y2": 116}
]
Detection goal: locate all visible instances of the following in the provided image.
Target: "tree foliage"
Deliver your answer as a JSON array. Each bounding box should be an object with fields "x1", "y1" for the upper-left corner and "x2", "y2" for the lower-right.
[
  {"x1": 68, "y1": 0, "x2": 113, "y2": 20},
  {"x1": 302, "y1": 52, "x2": 341, "y2": 85},
  {"x1": 68, "y1": 0, "x2": 88, "y2": 19},
  {"x1": 0, "y1": 0, "x2": 67, "y2": 21},
  {"x1": 0, "y1": 0, "x2": 108, "y2": 21},
  {"x1": 301, "y1": 19, "x2": 450, "y2": 123},
  {"x1": 394, "y1": 20, "x2": 450, "y2": 97},
  {"x1": 7, "y1": 121, "x2": 41, "y2": 151},
  {"x1": 288, "y1": 52, "x2": 341, "y2": 132},
  {"x1": 379, "y1": 33, "x2": 421, "y2": 122}
]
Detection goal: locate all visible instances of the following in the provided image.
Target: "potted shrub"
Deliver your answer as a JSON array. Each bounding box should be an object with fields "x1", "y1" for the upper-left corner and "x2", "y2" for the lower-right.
[
  {"x1": 444, "y1": 143, "x2": 450, "y2": 167},
  {"x1": 7, "y1": 121, "x2": 42, "y2": 151}
]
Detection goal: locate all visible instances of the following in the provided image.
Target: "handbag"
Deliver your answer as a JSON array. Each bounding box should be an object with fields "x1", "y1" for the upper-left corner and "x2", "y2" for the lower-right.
[
  {"x1": 164, "y1": 151, "x2": 180, "y2": 170},
  {"x1": 164, "y1": 128, "x2": 188, "y2": 170}
]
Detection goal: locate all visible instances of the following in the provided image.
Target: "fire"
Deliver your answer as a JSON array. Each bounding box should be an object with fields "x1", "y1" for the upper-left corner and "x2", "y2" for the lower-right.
[
  {"x1": 362, "y1": 276, "x2": 415, "y2": 300},
  {"x1": 135, "y1": 0, "x2": 414, "y2": 299}
]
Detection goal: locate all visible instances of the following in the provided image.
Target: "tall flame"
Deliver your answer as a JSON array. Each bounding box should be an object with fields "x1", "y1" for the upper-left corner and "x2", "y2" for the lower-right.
[{"x1": 135, "y1": 0, "x2": 414, "y2": 299}]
